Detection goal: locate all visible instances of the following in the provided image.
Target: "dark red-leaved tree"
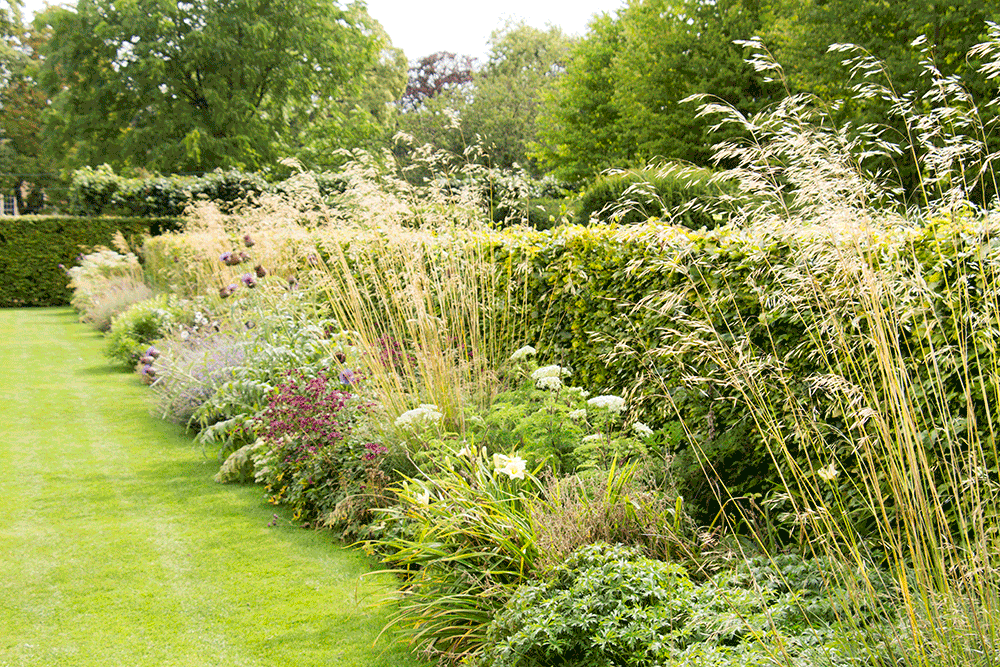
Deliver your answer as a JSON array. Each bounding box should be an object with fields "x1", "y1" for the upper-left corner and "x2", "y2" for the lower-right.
[{"x1": 401, "y1": 51, "x2": 476, "y2": 111}]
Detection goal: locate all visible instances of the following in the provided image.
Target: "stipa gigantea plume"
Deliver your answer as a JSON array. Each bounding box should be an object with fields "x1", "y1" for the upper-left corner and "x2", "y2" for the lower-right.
[{"x1": 614, "y1": 29, "x2": 1000, "y2": 667}]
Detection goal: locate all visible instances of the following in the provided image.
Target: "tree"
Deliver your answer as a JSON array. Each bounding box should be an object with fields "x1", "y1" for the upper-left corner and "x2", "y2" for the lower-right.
[
  {"x1": 1, "y1": 4, "x2": 55, "y2": 212},
  {"x1": 463, "y1": 21, "x2": 574, "y2": 174},
  {"x1": 401, "y1": 51, "x2": 475, "y2": 112},
  {"x1": 763, "y1": 0, "x2": 998, "y2": 205},
  {"x1": 533, "y1": 0, "x2": 777, "y2": 183},
  {"x1": 36, "y1": 0, "x2": 390, "y2": 173},
  {"x1": 287, "y1": 19, "x2": 407, "y2": 168},
  {"x1": 532, "y1": 12, "x2": 627, "y2": 183},
  {"x1": 393, "y1": 51, "x2": 477, "y2": 168}
]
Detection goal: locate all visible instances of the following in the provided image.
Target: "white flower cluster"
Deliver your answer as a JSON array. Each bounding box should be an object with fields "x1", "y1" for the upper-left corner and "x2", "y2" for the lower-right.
[
  {"x1": 632, "y1": 421, "x2": 654, "y2": 438},
  {"x1": 531, "y1": 364, "x2": 571, "y2": 391},
  {"x1": 564, "y1": 386, "x2": 591, "y2": 399},
  {"x1": 582, "y1": 434, "x2": 603, "y2": 444},
  {"x1": 509, "y1": 345, "x2": 537, "y2": 362},
  {"x1": 568, "y1": 408, "x2": 587, "y2": 421},
  {"x1": 586, "y1": 394, "x2": 626, "y2": 414},
  {"x1": 395, "y1": 404, "x2": 444, "y2": 429},
  {"x1": 493, "y1": 453, "x2": 527, "y2": 480}
]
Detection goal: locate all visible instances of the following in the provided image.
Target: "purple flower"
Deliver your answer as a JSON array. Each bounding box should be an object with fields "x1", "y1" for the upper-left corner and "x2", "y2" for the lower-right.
[
  {"x1": 219, "y1": 284, "x2": 238, "y2": 298},
  {"x1": 240, "y1": 273, "x2": 256, "y2": 288},
  {"x1": 146, "y1": 346, "x2": 160, "y2": 359},
  {"x1": 338, "y1": 368, "x2": 359, "y2": 386},
  {"x1": 243, "y1": 233, "x2": 255, "y2": 247},
  {"x1": 362, "y1": 441, "x2": 388, "y2": 462},
  {"x1": 220, "y1": 251, "x2": 233, "y2": 264},
  {"x1": 254, "y1": 264, "x2": 267, "y2": 278}
]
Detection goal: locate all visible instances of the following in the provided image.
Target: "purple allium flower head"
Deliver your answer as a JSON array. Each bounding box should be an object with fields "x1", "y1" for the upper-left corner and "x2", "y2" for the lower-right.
[
  {"x1": 139, "y1": 355, "x2": 155, "y2": 365},
  {"x1": 219, "y1": 284, "x2": 238, "y2": 298},
  {"x1": 254, "y1": 264, "x2": 267, "y2": 278},
  {"x1": 243, "y1": 234, "x2": 255, "y2": 247},
  {"x1": 146, "y1": 346, "x2": 160, "y2": 359},
  {"x1": 240, "y1": 273, "x2": 256, "y2": 288},
  {"x1": 141, "y1": 364, "x2": 155, "y2": 378},
  {"x1": 220, "y1": 251, "x2": 233, "y2": 264},
  {"x1": 338, "y1": 368, "x2": 359, "y2": 386}
]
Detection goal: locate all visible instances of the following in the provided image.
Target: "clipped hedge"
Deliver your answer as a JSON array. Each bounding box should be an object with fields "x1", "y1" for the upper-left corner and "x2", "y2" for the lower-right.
[
  {"x1": 69, "y1": 165, "x2": 350, "y2": 217},
  {"x1": 575, "y1": 164, "x2": 729, "y2": 229},
  {"x1": 0, "y1": 216, "x2": 178, "y2": 307},
  {"x1": 140, "y1": 213, "x2": 1000, "y2": 531}
]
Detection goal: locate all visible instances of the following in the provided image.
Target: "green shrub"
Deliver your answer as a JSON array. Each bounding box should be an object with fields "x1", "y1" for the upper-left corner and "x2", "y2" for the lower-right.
[
  {"x1": 69, "y1": 165, "x2": 349, "y2": 217},
  {"x1": 105, "y1": 295, "x2": 192, "y2": 367},
  {"x1": 67, "y1": 165, "x2": 123, "y2": 217},
  {"x1": 0, "y1": 216, "x2": 163, "y2": 307},
  {"x1": 575, "y1": 164, "x2": 728, "y2": 229},
  {"x1": 370, "y1": 447, "x2": 543, "y2": 664},
  {"x1": 480, "y1": 546, "x2": 896, "y2": 667},
  {"x1": 479, "y1": 543, "x2": 694, "y2": 667}
]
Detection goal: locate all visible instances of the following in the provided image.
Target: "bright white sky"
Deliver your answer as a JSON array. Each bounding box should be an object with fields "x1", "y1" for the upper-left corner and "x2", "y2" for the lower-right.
[{"x1": 19, "y1": 0, "x2": 627, "y2": 62}]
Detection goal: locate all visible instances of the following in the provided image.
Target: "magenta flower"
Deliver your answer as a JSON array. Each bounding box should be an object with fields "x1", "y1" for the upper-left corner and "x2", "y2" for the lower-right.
[
  {"x1": 219, "y1": 284, "x2": 238, "y2": 298},
  {"x1": 243, "y1": 233, "x2": 255, "y2": 247},
  {"x1": 240, "y1": 273, "x2": 256, "y2": 288}
]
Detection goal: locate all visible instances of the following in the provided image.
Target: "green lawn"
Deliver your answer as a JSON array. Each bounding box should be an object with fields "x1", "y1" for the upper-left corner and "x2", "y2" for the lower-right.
[{"x1": 0, "y1": 308, "x2": 425, "y2": 667}]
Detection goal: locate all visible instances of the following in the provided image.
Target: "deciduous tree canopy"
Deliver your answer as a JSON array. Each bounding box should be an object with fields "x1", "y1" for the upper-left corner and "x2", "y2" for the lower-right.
[{"x1": 36, "y1": 0, "x2": 396, "y2": 173}]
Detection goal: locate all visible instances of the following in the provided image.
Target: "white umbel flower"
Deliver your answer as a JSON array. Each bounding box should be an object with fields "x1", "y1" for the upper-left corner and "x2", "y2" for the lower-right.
[
  {"x1": 632, "y1": 421, "x2": 654, "y2": 438},
  {"x1": 509, "y1": 345, "x2": 537, "y2": 362},
  {"x1": 395, "y1": 404, "x2": 444, "y2": 428},
  {"x1": 587, "y1": 395, "x2": 626, "y2": 414}
]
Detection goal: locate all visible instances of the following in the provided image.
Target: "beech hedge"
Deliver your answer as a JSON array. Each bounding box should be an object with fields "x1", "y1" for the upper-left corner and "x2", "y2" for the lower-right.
[
  {"x1": 0, "y1": 216, "x2": 179, "y2": 307},
  {"x1": 141, "y1": 214, "x2": 1000, "y2": 530}
]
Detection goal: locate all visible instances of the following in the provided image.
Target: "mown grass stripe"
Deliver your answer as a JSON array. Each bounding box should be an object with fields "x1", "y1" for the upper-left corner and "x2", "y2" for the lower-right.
[{"x1": 0, "y1": 308, "x2": 422, "y2": 667}]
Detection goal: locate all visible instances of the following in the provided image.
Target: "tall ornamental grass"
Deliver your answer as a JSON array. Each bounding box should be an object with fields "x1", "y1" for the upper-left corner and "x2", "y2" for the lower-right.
[{"x1": 619, "y1": 33, "x2": 1000, "y2": 667}]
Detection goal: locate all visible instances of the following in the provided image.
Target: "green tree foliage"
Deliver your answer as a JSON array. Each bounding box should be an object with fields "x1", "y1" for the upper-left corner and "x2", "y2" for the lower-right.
[
  {"x1": 0, "y1": 7, "x2": 55, "y2": 212},
  {"x1": 395, "y1": 24, "x2": 574, "y2": 175},
  {"x1": 464, "y1": 21, "x2": 574, "y2": 174},
  {"x1": 289, "y1": 20, "x2": 407, "y2": 167},
  {"x1": 35, "y1": 0, "x2": 396, "y2": 173},
  {"x1": 534, "y1": 0, "x2": 776, "y2": 183},
  {"x1": 0, "y1": 0, "x2": 20, "y2": 39},
  {"x1": 394, "y1": 51, "x2": 477, "y2": 160},
  {"x1": 763, "y1": 0, "x2": 998, "y2": 206}
]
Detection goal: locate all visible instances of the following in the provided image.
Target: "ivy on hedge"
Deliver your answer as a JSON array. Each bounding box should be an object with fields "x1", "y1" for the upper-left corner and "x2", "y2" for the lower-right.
[{"x1": 0, "y1": 216, "x2": 179, "y2": 307}]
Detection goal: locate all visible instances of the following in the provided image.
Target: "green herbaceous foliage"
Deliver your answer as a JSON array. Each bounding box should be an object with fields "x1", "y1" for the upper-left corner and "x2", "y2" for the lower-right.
[{"x1": 0, "y1": 308, "x2": 426, "y2": 667}]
